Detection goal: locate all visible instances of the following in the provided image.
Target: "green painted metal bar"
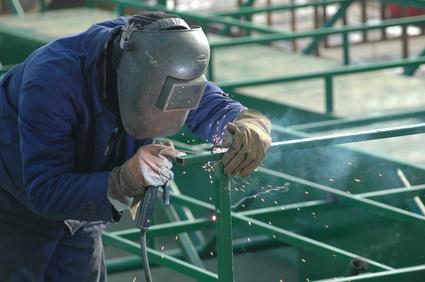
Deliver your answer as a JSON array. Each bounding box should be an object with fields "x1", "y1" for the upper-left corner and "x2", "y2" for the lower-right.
[
  {"x1": 217, "y1": 57, "x2": 425, "y2": 91},
  {"x1": 108, "y1": 182, "x2": 425, "y2": 250},
  {"x1": 210, "y1": 15, "x2": 425, "y2": 48},
  {"x1": 314, "y1": 264, "x2": 425, "y2": 282},
  {"x1": 240, "y1": 199, "x2": 332, "y2": 218},
  {"x1": 324, "y1": 75, "x2": 334, "y2": 113},
  {"x1": 107, "y1": 256, "x2": 143, "y2": 274},
  {"x1": 232, "y1": 213, "x2": 393, "y2": 271},
  {"x1": 303, "y1": 1, "x2": 353, "y2": 55},
  {"x1": 0, "y1": 25, "x2": 51, "y2": 46},
  {"x1": 241, "y1": 0, "x2": 256, "y2": 36},
  {"x1": 271, "y1": 123, "x2": 425, "y2": 151},
  {"x1": 111, "y1": 183, "x2": 425, "y2": 243},
  {"x1": 272, "y1": 122, "x2": 425, "y2": 173},
  {"x1": 87, "y1": 0, "x2": 96, "y2": 8},
  {"x1": 38, "y1": 0, "x2": 47, "y2": 12},
  {"x1": 215, "y1": 0, "x2": 353, "y2": 17},
  {"x1": 176, "y1": 123, "x2": 425, "y2": 166},
  {"x1": 112, "y1": 218, "x2": 211, "y2": 240},
  {"x1": 207, "y1": 49, "x2": 214, "y2": 81},
  {"x1": 168, "y1": 181, "x2": 206, "y2": 246},
  {"x1": 95, "y1": 0, "x2": 284, "y2": 34},
  {"x1": 197, "y1": 182, "x2": 259, "y2": 257},
  {"x1": 358, "y1": 184, "x2": 425, "y2": 199},
  {"x1": 289, "y1": 107, "x2": 425, "y2": 133},
  {"x1": 239, "y1": 184, "x2": 425, "y2": 221},
  {"x1": 106, "y1": 235, "x2": 286, "y2": 274},
  {"x1": 7, "y1": 0, "x2": 24, "y2": 17},
  {"x1": 258, "y1": 167, "x2": 425, "y2": 226},
  {"x1": 162, "y1": 205, "x2": 205, "y2": 268},
  {"x1": 404, "y1": 46, "x2": 425, "y2": 76},
  {"x1": 114, "y1": 3, "x2": 125, "y2": 17},
  {"x1": 170, "y1": 192, "x2": 393, "y2": 271},
  {"x1": 102, "y1": 232, "x2": 219, "y2": 281},
  {"x1": 342, "y1": 31, "x2": 350, "y2": 65},
  {"x1": 214, "y1": 163, "x2": 234, "y2": 282}
]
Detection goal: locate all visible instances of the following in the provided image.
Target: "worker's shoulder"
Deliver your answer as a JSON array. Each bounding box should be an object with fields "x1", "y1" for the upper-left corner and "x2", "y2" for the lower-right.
[{"x1": 21, "y1": 46, "x2": 84, "y2": 93}]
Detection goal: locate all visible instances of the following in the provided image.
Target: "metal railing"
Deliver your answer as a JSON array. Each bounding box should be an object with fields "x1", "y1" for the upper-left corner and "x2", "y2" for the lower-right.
[
  {"x1": 216, "y1": 56, "x2": 425, "y2": 114},
  {"x1": 102, "y1": 122, "x2": 425, "y2": 281}
]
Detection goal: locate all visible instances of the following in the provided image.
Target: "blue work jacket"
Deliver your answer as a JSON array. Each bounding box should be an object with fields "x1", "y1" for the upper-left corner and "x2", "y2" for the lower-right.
[{"x1": 0, "y1": 18, "x2": 243, "y2": 235}]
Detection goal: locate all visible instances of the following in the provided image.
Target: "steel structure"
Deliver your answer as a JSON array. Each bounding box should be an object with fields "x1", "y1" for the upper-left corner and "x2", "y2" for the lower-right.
[{"x1": 1, "y1": 0, "x2": 425, "y2": 281}]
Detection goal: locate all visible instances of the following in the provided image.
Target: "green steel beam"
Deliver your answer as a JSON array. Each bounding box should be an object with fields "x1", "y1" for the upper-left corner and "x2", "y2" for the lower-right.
[
  {"x1": 258, "y1": 167, "x2": 425, "y2": 226},
  {"x1": 169, "y1": 193, "x2": 393, "y2": 271},
  {"x1": 325, "y1": 75, "x2": 334, "y2": 113},
  {"x1": 215, "y1": 0, "x2": 353, "y2": 17},
  {"x1": 404, "y1": 46, "x2": 425, "y2": 76},
  {"x1": 231, "y1": 213, "x2": 392, "y2": 272},
  {"x1": 240, "y1": 184, "x2": 425, "y2": 221},
  {"x1": 240, "y1": 199, "x2": 332, "y2": 218},
  {"x1": 106, "y1": 180, "x2": 425, "y2": 275},
  {"x1": 110, "y1": 182, "x2": 425, "y2": 242},
  {"x1": 210, "y1": 15, "x2": 425, "y2": 48},
  {"x1": 303, "y1": 1, "x2": 353, "y2": 55},
  {"x1": 358, "y1": 184, "x2": 425, "y2": 199},
  {"x1": 7, "y1": 0, "x2": 24, "y2": 17},
  {"x1": 162, "y1": 204, "x2": 205, "y2": 268},
  {"x1": 288, "y1": 107, "x2": 425, "y2": 133},
  {"x1": 217, "y1": 57, "x2": 425, "y2": 91},
  {"x1": 176, "y1": 123, "x2": 425, "y2": 166},
  {"x1": 0, "y1": 25, "x2": 51, "y2": 46},
  {"x1": 314, "y1": 265, "x2": 425, "y2": 282},
  {"x1": 107, "y1": 235, "x2": 286, "y2": 274},
  {"x1": 38, "y1": 0, "x2": 47, "y2": 12},
  {"x1": 112, "y1": 218, "x2": 211, "y2": 239},
  {"x1": 342, "y1": 31, "x2": 350, "y2": 65},
  {"x1": 102, "y1": 232, "x2": 218, "y2": 281},
  {"x1": 270, "y1": 123, "x2": 425, "y2": 151},
  {"x1": 214, "y1": 163, "x2": 234, "y2": 282},
  {"x1": 95, "y1": 0, "x2": 284, "y2": 34},
  {"x1": 168, "y1": 181, "x2": 206, "y2": 246}
]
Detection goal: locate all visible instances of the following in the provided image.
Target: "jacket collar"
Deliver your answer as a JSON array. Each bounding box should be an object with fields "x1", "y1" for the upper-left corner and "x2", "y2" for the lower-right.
[{"x1": 81, "y1": 17, "x2": 127, "y2": 117}]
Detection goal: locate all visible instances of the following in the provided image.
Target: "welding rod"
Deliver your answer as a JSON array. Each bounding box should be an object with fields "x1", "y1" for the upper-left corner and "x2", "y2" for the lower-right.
[{"x1": 176, "y1": 123, "x2": 425, "y2": 166}]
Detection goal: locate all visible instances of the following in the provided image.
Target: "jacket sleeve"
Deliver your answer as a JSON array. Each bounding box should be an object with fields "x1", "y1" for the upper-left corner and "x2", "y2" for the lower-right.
[
  {"x1": 18, "y1": 79, "x2": 114, "y2": 222},
  {"x1": 185, "y1": 81, "x2": 246, "y2": 143}
]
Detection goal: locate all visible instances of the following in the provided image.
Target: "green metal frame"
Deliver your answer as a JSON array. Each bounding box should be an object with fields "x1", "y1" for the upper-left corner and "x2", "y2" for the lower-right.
[
  {"x1": 217, "y1": 56, "x2": 425, "y2": 114},
  {"x1": 102, "y1": 121, "x2": 425, "y2": 281},
  {"x1": 209, "y1": 15, "x2": 425, "y2": 79}
]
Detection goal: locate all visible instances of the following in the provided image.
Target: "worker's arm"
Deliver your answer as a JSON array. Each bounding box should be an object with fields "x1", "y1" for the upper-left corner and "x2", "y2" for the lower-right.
[
  {"x1": 186, "y1": 81, "x2": 272, "y2": 177},
  {"x1": 185, "y1": 81, "x2": 246, "y2": 143},
  {"x1": 19, "y1": 78, "x2": 114, "y2": 222}
]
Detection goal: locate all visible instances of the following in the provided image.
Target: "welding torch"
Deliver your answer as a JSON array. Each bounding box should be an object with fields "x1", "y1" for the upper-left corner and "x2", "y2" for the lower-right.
[{"x1": 135, "y1": 144, "x2": 226, "y2": 282}]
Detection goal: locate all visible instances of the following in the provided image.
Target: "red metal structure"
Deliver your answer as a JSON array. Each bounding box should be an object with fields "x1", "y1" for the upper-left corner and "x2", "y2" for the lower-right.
[{"x1": 388, "y1": 3, "x2": 425, "y2": 18}]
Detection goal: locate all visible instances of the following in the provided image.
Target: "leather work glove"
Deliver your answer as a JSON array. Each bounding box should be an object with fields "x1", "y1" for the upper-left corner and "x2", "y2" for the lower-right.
[
  {"x1": 221, "y1": 109, "x2": 272, "y2": 178},
  {"x1": 108, "y1": 142, "x2": 182, "y2": 219}
]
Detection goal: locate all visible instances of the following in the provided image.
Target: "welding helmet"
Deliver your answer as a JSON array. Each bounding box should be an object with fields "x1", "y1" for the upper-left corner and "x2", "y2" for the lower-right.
[{"x1": 116, "y1": 14, "x2": 210, "y2": 139}]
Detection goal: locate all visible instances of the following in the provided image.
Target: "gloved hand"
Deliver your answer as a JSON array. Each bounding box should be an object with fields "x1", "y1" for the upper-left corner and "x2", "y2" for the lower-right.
[
  {"x1": 107, "y1": 142, "x2": 182, "y2": 218},
  {"x1": 221, "y1": 109, "x2": 272, "y2": 177}
]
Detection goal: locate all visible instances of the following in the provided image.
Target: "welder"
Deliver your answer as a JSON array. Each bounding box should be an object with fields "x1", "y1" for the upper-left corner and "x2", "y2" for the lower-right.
[{"x1": 0, "y1": 11, "x2": 271, "y2": 281}]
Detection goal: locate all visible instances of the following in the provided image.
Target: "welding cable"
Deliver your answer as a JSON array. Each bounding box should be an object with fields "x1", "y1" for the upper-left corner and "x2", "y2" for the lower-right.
[{"x1": 140, "y1": 231, "x2": 152, "y2": 282}]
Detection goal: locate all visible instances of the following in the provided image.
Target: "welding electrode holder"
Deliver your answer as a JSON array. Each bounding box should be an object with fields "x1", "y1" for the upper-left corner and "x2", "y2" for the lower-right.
[{"x1": 136, "y1": 184, "x2": 170, "y2": 282}]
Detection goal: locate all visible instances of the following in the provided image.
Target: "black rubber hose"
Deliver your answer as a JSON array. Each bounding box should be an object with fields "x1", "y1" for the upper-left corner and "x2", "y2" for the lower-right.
[{"x1": 140, "y1": 231, "x2": 152, "y2": 282}]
